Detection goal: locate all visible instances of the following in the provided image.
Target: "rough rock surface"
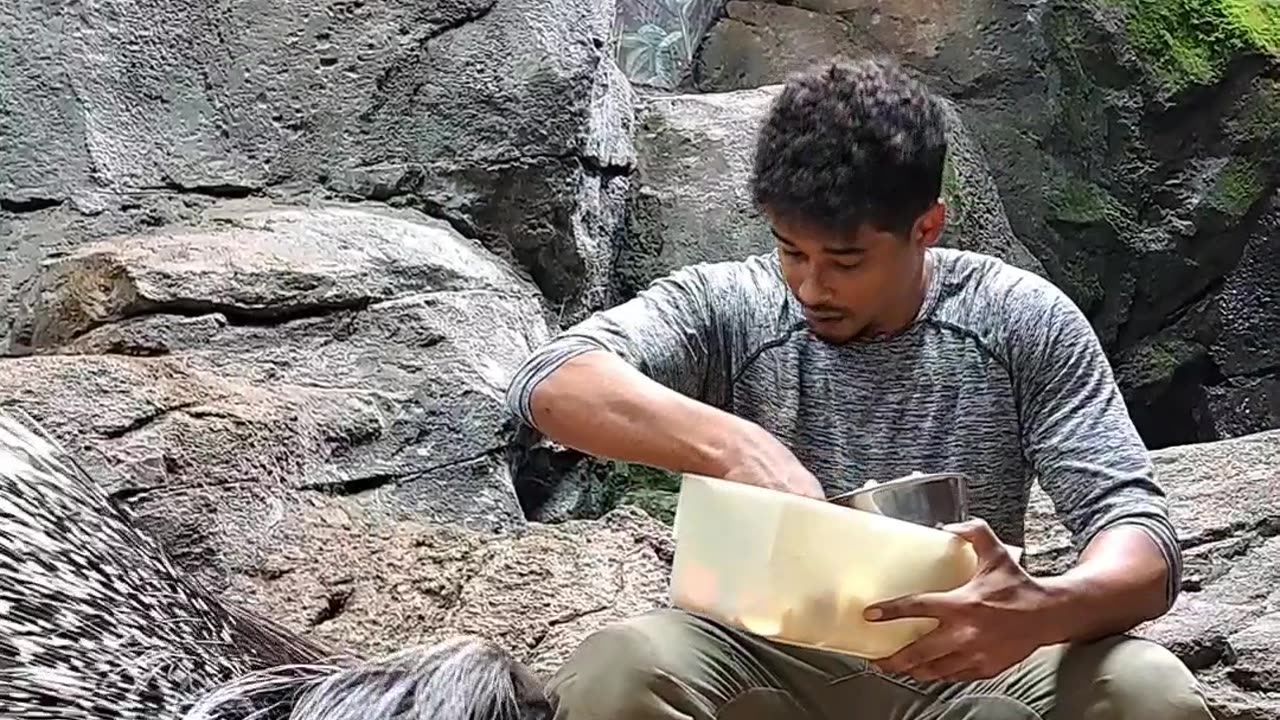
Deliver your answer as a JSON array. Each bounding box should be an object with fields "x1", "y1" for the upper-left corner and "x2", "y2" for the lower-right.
[
  {"x1": 1019, "y1": 8, "x2": 1280, "y2": 449},
  {"x1": 692, "y1": 0, "x2": 1043, "y2": 98},
  {"x1": 686, "y1": 0, "x2": 1280, "y2": 447},
  {"x1": 617, "y1": 85, "x2": 780, "y2": 297},
  {"x1": 0, "y1": 200, "x2": 551, "y2": 584},
  {"x1": 1025, "y1": 429, "x2": 1280, "y2": 719},
  {"x1": 220, "y1": 505, "x2": 674, "y2": 679},
  {"x1": 1113, "y1": 195, "x2": 1280, "y2": 447},
  {"x1": 204, "y1": 430, "x2": 1280, "y2": 717},
  {"x1": 0, "y1": 0, "x2": 635, "y2": 324}
]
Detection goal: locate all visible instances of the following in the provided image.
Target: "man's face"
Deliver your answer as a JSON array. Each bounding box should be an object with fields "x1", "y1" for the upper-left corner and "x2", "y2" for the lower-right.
[{"x1": 766, "y1": 203, "x2": 945, "y2": 344}]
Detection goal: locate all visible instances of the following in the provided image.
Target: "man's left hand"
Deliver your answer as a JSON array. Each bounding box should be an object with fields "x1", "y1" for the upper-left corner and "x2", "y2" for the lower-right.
[{"x1": 862, "y1": 518, "x2": 1063, "y2": 683}]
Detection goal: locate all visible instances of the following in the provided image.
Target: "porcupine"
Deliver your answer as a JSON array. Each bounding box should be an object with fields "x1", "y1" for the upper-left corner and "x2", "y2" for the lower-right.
[{"x1": 0, "y1": 405, "x2": 555, "y2": 720}]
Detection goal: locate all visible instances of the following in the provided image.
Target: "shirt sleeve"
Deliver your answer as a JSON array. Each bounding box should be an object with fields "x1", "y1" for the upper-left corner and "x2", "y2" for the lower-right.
[
  {"x1": 1006, "y1": 276, "x2": 1183, "y2": 610},
  {"x1": 505, "y1": 263, "x2": 739, "y2": 432}
]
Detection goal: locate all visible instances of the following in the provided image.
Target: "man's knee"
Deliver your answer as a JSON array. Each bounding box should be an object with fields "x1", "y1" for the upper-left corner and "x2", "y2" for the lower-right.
[
  {"x1": 549, "y1": 612, "x2": 671, "y2": 707},
  {"x1": 1053, "y1": 635, "x2": 1213, "y2": 720},
  {"x1": 547, "y1": 609, "x2": 709, "y2": 719}
]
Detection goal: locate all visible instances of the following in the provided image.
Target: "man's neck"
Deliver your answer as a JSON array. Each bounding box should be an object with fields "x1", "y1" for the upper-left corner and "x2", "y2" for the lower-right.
[{"x1": 864, "y1": 250, "x2": 935, "y2": 339}]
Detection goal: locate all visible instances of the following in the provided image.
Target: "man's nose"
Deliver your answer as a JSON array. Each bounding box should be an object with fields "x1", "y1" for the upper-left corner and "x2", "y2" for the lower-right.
[{"x1": 797, "y1": 271, "x2": 833, "y2": 307}]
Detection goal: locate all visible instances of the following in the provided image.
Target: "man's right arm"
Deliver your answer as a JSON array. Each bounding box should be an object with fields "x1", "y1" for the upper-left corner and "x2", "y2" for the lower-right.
[
  {"x1": 518, "y1": 348, "x2": 772, "y2": 481},
  {"x1": 505, "y1": 262, "x2": 824, "y2": 497}
]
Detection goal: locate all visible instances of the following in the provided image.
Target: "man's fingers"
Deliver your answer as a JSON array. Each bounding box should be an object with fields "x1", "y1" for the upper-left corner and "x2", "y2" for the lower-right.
[
  {"x1": 864, "y1": 591, "x2": 956, "y2": 622},
  {"x1": 941, "y1": 518, "x2": 1005, "y2": 561},
  {"x1": 906, "y1": 652, "x2": 979, "y2": 682},
  {"x1": 873, "y1": 628, "x2": 954, "y2": 675}
]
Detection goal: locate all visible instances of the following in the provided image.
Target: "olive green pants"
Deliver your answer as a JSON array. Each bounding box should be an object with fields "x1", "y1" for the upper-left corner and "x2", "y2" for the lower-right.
[{"x1": 547, "y1": 608, "x2": 1214, "y2": 720}]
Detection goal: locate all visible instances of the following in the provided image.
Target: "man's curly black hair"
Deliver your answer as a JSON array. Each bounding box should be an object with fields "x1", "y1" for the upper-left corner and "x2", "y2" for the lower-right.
[{"x1": 750, "y1": 56, "x2": 948, "y2": 238}]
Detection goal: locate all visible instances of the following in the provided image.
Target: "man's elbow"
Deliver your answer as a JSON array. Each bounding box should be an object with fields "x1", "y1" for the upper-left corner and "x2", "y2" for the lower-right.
[
  {"x1": 1090, "y1": 518, "x2": 1183, "y2": 619},
  {"x1": 503, "y1": 359, "x2": 540, "y2": 431},
  {"x1": 1139, "y1": 514, "x2": 1184, "y2": 616},
  {"x1": 504, "y1": 342, "x2": 608, "y2": 432}
]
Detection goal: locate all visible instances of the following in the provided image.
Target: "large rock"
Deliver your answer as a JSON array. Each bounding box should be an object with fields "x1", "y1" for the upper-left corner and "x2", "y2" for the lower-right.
[
  {"x1": 691, "y1": 0, "x2": 1044, "y2": 99},
  {"x1": 1201, "y1": 195, "x2": 1280, "y2": 441},
  {"x1": 0, "y1": 200, "x2": 552, "y2": 584},
  {"x1": 684, "y1": 0, "x2": 1280, "y2": 448},
  {"x1": 692, "y1": 3, "x2": 855, "y2": 92},
  {"x1": 987, "y1": 6, "x2": 1280, "y2": 449},
  {"x1": 1112, "y1": 194, "x2": 1280, "y2": 447},
  {"x1": 0, "y1": 0, "x2": 635, "y2": 325},
  {"x1": 1025, "y1": 429, "x2": 1280, "y2": 719},
  {"x1": 1014, "y1": 3, "x2": 1279, "y2": 350},
  {"x1": 616, "y1": 85, "x2": 780, "y2": 297},
  {"x1": 222, "y1": 506, "x2": 674, "y2": 679}
]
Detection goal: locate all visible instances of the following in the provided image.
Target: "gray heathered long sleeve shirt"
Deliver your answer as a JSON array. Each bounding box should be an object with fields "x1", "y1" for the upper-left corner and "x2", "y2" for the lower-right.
[{"x1": 505, "y1": 247, "x2": 1183, "y2": 608}]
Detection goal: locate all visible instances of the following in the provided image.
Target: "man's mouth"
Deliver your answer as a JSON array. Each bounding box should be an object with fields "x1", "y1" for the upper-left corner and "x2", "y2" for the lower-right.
[{"x1": 803, "y1": 308, "x2": 844, "y2": 323}]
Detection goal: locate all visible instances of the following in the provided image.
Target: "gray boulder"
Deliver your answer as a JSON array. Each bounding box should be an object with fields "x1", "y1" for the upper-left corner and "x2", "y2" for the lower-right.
[
  {"x1": 222, "y1": 505, "x2": 674, "y2": 679},
  {"x1": 1, "y1": 200, "x2": 551, "y2": 585},
  {"x1": 1026, "y1": 429, "x2": 1280, "y2": 719},
  {"x1": 0, "y1": 0, "x2": 635, "y2": 324},
  {"x1": 1111, "y1": 194, "x2": 1280, "y2": 447},
  {"x1": 692, "y1": 0, "x2": 1042, "y2": 98},
  {"x1": 617, "y1": 85, "x2": 780, "y2": 297}
]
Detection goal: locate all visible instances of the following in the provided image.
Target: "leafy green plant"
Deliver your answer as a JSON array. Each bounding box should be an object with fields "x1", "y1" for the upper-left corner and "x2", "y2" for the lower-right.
[
  {"x1": 616, "y1": 0, "x2": 702, "y2": 88},
  {"x1": 619, "y1": 23, "x2": 689, "y2": 87}
]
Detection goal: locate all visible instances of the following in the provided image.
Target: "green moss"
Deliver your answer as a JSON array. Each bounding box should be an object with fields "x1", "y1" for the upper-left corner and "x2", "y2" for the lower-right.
[
  {"x1": 940, "y1": 148, "x2": 966, "y2": 219},
  {"x1": 1226, "y1": 77, "x2": 1280, "y2": 144},
  {"x1": 601, "y1": 461, "x2": 681, "y2": 525},
  {"x1": 618, "y1": 486, "x2": 679, "y2": 525},
  {"x1": 1046, "y1": 170, "x2": 1134, "y2": 231},
  {"x1": 1113, "y1": 338, "x2": 1204, "y2": 389},
  {"x1": 1205, "y1": 155, "x2": 1267, "y2": 219},
  {"x1": 1101, "y1": 0, "x2": 1280, "y2": 94}
]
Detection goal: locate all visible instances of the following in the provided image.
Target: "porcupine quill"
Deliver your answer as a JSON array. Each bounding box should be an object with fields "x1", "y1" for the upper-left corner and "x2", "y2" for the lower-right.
[{"x1": 0, "y1": 405, "x2": 554, "y2": 720}]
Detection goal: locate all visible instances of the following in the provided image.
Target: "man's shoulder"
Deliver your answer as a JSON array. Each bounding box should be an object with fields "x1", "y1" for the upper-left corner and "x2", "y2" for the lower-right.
[
  {"x1": 656, "y1": 251, "x2": 790, "y2": 311},
  {"x1": 649, "y1": 250, "x2": 799, "y2": 347},
  {"x1": 930, "y1": 248, "x2": 1087, "y2": 359},
  {"x1": 618, "y1": 248, "x2": 789, "y2": 312},
  {"x1": 934, "y1": 247, "x2": 1066, "y2": 305}
]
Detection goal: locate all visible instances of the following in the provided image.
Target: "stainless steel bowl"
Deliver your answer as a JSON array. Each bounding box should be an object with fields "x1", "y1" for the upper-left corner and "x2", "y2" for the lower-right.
[{"x1": 828, "y1": 472, "x2": 970, "y2": 529}]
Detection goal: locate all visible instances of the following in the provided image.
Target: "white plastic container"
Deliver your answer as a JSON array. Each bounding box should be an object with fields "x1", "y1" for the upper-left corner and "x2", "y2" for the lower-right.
[{"x1": 669, "y1": 473, "x2": 981, "y2": 660}]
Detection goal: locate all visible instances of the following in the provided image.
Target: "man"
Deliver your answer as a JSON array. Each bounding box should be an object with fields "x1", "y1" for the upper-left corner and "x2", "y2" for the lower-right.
[{"x1": 504, "y1": 56, "x2": 1212, "y2": 719}]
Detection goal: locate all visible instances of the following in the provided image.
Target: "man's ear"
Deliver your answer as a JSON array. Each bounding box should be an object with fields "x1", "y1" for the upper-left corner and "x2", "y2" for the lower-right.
[{"x1": 913, "y1": 200, "x2": 946, "y2": 248}]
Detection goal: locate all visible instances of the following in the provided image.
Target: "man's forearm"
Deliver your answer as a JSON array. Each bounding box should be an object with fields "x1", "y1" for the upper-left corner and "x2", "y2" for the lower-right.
[
  {"x1": 1037, "y1": 524, "x2": 1173, "y2": 644},
  {"x1": 526, "y1": 349, "x2": 761, "y2": 479}
]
